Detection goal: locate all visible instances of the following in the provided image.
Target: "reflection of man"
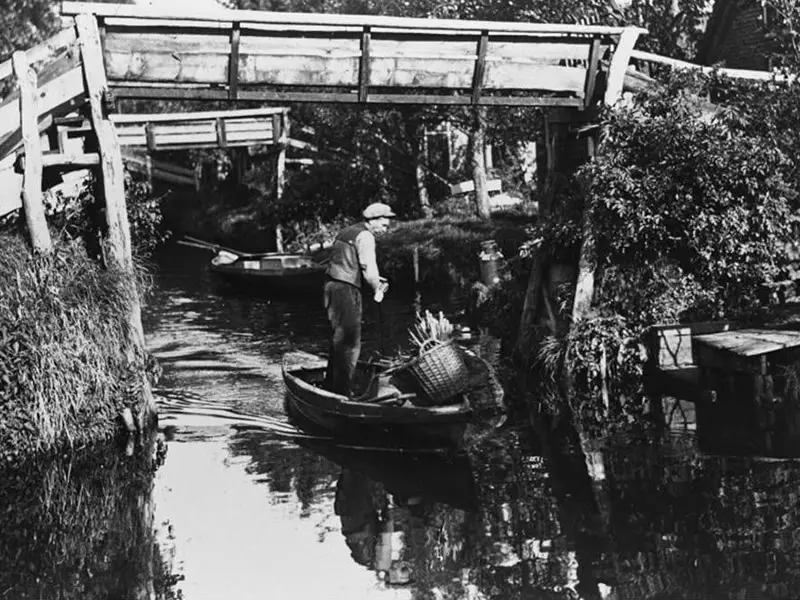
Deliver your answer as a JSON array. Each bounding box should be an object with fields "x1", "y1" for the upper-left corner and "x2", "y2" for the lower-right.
[
  {"x1": 334, "y1": 469, "x2": 381, "y2": 567},
  {"x1": 323, "y1": 203, "x2": 394, "y2": 396},
  {"x1": 334, "y1": 469, "x2": 414, "y2": 586}
]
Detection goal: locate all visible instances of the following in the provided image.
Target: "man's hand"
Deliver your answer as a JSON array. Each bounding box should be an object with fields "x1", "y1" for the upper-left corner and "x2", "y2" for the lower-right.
[{"x1": 374, "y1": 277, "x2": 389, "y2": 303}]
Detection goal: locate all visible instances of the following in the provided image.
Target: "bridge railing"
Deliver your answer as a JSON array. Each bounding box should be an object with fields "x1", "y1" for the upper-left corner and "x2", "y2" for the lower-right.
[
  {"x1": 60, "y1": 2, "x2": 644, "y2": 109},
  {"x1": 110, "y1": 107, "x2": 288, "y2": 150}
]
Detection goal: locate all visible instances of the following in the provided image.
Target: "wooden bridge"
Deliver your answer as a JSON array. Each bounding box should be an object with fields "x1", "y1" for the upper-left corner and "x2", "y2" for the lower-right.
[
  {"x1": 58, "y1": 2, "x2": 644, "y2": 109},
  {"x1": 0, "y1": 3, "x2": 648, "y2": 154},
  {"x1": 0, "y1": 3, "x2": 656, "y2": 225}
]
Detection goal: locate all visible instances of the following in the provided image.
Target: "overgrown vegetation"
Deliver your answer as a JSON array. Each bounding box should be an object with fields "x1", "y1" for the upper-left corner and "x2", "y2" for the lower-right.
[
  {"x1": 526, "y1": 72, "x2": 800, "y2": 434},
  {"x1": 379, "y1": 213, "x2": 532, "y2": 291},
  {"x1": 0, "y1": 174, "x2": 168, "y2": 465},
  {"x1": 0, "y1": 234, "x2": 143, "y2": 464}
]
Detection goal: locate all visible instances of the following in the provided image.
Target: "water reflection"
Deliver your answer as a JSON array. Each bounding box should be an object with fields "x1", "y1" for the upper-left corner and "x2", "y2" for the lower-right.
[{"x1": 0, "y1": 442, "x2": 174, "y2": 600}]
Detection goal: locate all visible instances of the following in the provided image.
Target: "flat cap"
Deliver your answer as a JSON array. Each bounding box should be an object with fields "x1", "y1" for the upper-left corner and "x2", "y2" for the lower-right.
[{"x1": 362, "y1": 202, "x2": 396, "y2": 220}]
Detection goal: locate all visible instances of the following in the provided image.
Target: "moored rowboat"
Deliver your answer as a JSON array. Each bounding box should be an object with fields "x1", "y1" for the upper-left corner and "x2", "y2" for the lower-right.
[
  {"x1": 178, "y1": 235, "x2": 326, "y2": 292},
  {"x1": 209, "y1": 250, "x2": 325, "y2": 291}
]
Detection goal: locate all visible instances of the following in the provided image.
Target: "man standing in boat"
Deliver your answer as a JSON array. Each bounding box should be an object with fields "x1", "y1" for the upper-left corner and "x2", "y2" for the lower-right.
[{"x1": 324, "y1": 202, "x2": 395, "y2": 396}]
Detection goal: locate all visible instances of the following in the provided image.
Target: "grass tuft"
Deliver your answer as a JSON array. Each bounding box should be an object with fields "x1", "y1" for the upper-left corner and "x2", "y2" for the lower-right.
[{"x1": 0, "y1": 233, "x2": 145, "y2": 465}]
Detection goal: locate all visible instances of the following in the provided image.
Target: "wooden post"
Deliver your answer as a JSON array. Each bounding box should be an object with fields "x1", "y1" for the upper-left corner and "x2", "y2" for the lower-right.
[
  {"x1": 194, "y1": 161, "x2": 202, "y2": 192},
  {"x1": 77, "y1": 15, "x2": 131, "y2": 270},
  {"x1": 413, "y1": 120, "x2": 432, "y2": 218},
  {"x1": 145, "y1": 153, "x2": 153, "y2": 193},
  {"x1": 12, "y1": 51, "x2": 51, "y2": 254},
  {"x1": 76, "y1": 13, "x2": 156, "y2": 431},
  {"x1": 274, "y1": 111, "x2": 289, "y2": 252},
  {"x1": 470, "y1": 106, "x2": 490, "y2": 219},
  {"x1": 604, "y1": 28, "x2": 641, "y2": 105},
  {"x1": 571, "y1": 133, "x2": 599, "y2": 321}
]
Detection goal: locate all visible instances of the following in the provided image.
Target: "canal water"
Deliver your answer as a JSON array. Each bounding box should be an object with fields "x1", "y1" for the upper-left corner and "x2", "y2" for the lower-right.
[{"x1": 3, "y1": 243, "x2": 800, "y2": 599}]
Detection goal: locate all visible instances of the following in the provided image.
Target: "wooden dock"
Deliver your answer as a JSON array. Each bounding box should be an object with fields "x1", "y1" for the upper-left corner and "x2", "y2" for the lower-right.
[{"x1": 646, "y1": 323, "x2": 800, "y2": 455}]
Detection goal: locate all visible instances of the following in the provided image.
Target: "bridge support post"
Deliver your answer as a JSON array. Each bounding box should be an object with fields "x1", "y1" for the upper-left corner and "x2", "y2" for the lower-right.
[
  {"x1": 274, "y1": 111, "x2": 288, "y2": 252},
  {"x1": 515, "y1": 109, "x2": 597, "y2": 362},
  {"x1": 571, "y1": 130, "x2": 600, "y2": 323},
  {"x1": 12, "y1": 51, "x2": 51, "y2": 254},
  {"x1": 76, "y1": 13, "x2": 156, "y2": 435}
]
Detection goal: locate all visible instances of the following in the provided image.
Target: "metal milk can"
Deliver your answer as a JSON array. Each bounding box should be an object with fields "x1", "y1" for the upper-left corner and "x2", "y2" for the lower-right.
[{"x1": 478, "y1": 239, "x2": 504, "y2": 286}]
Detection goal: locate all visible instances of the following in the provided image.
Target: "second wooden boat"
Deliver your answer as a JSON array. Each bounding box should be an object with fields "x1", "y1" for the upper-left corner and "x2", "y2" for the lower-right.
[
  {"x1": 209, "y1": 249, "x2": 325, "y2": 291},
  {"x1": 178, "y1": 235, "x2": 326, "y2": 293}
]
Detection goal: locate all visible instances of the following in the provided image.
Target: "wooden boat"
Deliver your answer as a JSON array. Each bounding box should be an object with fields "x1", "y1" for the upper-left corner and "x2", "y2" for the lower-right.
[
  {"x1": 209, "y1": 249, "x2": 325, "y2": 291},
  {"x1": 178, "y1": 236, "x2": 326, "y2": 292},
  {"x1": 282, "y1": 349, "x2": 506, "y2": 450}
]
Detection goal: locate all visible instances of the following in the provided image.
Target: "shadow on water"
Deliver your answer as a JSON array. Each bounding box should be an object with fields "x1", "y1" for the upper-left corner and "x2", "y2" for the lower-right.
[{"x1": 7, "y1": 242, "x2": 800, "y2": 598}]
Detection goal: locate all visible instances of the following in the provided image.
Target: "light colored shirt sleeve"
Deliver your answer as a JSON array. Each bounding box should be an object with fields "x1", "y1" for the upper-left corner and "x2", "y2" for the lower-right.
[{"x1": 354, "y1": 230, "x2": 381, "y2": 292}]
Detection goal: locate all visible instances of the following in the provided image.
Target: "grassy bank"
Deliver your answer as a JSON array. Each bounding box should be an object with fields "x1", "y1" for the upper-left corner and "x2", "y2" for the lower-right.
[{"x1": 0, "y1": 233, "x2": 149, "y2": 466}]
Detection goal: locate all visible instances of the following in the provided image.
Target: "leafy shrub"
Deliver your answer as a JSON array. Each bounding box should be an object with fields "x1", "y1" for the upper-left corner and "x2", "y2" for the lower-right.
[
  {"x1": 527, "y1": 73, "x2": 798, "y2": 334},
  {"x1": 124, "y1": 172, "x2": 171, "y2": 258},
  {"x1": 538, "y1": 315, "x2": 647, "y2": 435}
]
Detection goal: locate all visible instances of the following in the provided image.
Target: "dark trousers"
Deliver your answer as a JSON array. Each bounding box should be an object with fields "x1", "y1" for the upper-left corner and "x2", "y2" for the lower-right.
[{"x1": 324, "y1": 279, "x2": 362, "y2": 396}]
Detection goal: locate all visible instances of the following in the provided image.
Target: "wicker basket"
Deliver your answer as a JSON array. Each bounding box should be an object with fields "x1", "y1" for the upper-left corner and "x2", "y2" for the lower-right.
[{"x1": 407, "y1": 340, "x2": 470, "y2": 405}]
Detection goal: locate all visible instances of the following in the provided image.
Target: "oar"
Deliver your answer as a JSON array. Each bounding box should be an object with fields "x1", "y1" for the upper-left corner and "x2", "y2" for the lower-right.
[{"x1": 176, "y1": 236, "x2": 265, "y2": 260}]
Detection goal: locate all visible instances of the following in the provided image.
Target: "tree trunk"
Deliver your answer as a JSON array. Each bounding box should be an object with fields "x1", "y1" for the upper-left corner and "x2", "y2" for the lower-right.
[
  {"x1": 414, "y1": 121, "x2": 433, "y2": 218},
  {"x1": 374, "y1": 145, "x2": 390, "y2": 202},
  {"x1": 470, "y1": 107, "x2": 491, "y2": 219}
]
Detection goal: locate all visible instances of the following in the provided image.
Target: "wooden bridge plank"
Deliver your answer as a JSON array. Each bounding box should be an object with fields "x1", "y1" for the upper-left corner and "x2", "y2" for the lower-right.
[
  {"x1": 100, "y1": 24, "x2": 597, "y2": 96},
  {"x1": 109, "y1": 107, "x2": 286, "y2": 123},
  {"x1": 109, "y1": 84, "x2": 584, "y2": 107}
]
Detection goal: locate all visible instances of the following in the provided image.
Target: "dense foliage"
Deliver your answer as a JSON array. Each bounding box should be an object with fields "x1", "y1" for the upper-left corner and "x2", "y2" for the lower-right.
[
  {"x1": 530, "y1": 73, "x2": 799, "y2": 335},
  {"x1": 589, "y1": 74, "x2": 797, "y2": 328},
  {"x1": 525, "y1": 72, "x2": 800, "y2": 433}
]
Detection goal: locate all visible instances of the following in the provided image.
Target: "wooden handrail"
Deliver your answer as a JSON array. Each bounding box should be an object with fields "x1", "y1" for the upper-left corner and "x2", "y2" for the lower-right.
[
  {"x1": 110, "y1": 107, "x2": 288, "y2": 123},
  {"x1": 60, "y1": 2, "x2": 645, "y2": 37},
  {"x1": 630, "y1": 49, "x2": 796, "y2": 83},
  {"x1": 0, "y1": 26, "x2": 76, "y2": 81}
]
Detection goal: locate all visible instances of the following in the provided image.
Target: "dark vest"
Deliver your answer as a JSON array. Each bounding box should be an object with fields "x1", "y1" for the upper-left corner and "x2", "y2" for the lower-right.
[{"x1": 326, "y1": 223, "x2": 368, "y2": 288}]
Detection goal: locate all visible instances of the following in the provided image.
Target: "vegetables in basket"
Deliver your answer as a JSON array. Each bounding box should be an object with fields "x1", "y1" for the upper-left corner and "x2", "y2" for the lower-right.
[{"x1": 409, "y1": 310, "x2": 454, "y2": 351}]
